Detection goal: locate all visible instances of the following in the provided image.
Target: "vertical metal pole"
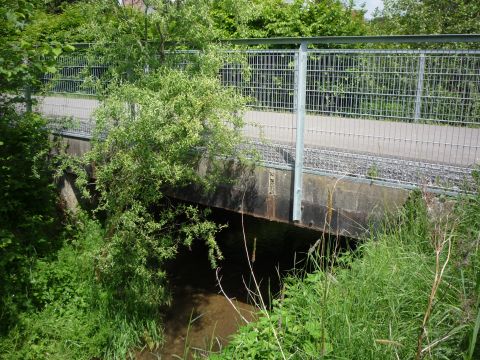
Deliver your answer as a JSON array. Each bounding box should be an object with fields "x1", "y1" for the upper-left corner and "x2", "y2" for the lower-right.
[
  {"x1": 292, "y1": 42, "x2": 307, "y2": 222},
  {"x1": 126, "y1": 67, "x2": 136, "y2": 119},
  {"x1": 23, "y1": 57, "x2": 32, "y2": 113},
  {"x1": 414, "y1": 52, "x2": 425, "y2": 122},
  {"x1": 24, "y1": 85, "x2": 32, "y2": 113}
]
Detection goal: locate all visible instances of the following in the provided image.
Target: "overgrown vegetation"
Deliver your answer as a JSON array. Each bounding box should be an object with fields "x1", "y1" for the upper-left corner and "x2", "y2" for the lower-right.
[
  {"x1": 2, "y1": 1, "x2": 251, "y2": 358},
  {"x1": 1, "y1": 0, "x2": 70, "y2": 337},
  {"x1": 0, "y1": 107, "x2": 62, "y2": 334},
  {"x1": 77, "y1": 49, "x2": 248, "y2": 316},
  {"x1": 210, "y1": 0, "x2": 366, "y2": 39},
  {"x1": 0, "y1": 0, "x2": 71, "y2": 95},
  {"x1": 215, "y1": 188, "x2": 480, "y2": 359},
  {"x1": 0, "y1": 210, "x2": 166, "y2": 359},
  {"x1": 1, "y1": 0, "x2": 479, "y2": 359},
  {"x1": 372, "y1": 0, "x2": 480, "y2": 36},
  {"x1": 9, "y1": 0, "x2": 367, "y2": 48}
]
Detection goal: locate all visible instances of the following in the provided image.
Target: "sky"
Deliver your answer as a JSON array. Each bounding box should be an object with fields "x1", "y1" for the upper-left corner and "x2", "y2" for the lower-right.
[{"x1": 361, "y1": 0, "x2": 384, "y2": 18}]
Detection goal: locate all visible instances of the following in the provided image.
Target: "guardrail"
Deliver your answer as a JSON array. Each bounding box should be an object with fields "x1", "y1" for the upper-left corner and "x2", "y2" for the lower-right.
[{"x1": 36, "y1": 35, "x2": 480, "y2": 221}]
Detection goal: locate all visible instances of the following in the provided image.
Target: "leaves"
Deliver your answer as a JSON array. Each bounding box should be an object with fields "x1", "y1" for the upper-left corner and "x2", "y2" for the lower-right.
[
  {"x1": 211, "y1": 0, "x2": 367, "y2": 40},
  {"x1": 72, "y1": 46, "x2": 248, "y2": 317},
  {"x1": 51, "y1": 47, "x2": 62, "y2": 57},
  {"x1": 372, "y1": 0, "x2": 480, "y2": 42},
  {"x1": 0, "y1": 107, "x2": 61, "y2": 334}
]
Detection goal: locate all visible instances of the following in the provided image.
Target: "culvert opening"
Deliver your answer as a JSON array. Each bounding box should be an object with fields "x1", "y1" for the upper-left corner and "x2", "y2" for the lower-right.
[{"x1": 146, "y1": 206, "x2": 355, "y2": 360}]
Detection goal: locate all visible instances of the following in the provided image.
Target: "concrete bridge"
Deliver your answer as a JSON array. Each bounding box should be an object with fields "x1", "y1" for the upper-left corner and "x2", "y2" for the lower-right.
[{"x1": 40, "y1": 35, "x2": 480, "y2": 237}]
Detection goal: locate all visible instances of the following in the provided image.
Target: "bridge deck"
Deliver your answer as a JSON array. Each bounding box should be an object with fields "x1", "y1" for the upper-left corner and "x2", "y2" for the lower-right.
[
  {"x1": 38, "y1": 96, "x2": 479, "y2": 169},
  {"x1": 243, "y1": 111, "x2": 480, "y2": 167}
]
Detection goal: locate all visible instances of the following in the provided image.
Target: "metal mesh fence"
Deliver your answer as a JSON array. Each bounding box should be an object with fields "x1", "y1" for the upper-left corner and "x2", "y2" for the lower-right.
[
  {"x1": 305, "y1": 50, "x2": 480, "y2": 125},
  {"x1": 41, "y1": 53, "x2": 109, "y2": 95},
  {"x1": 220, "y1": 50, "x2": 297, "y2": 111},
  {"x1": 306, "y1": 50, "x2": 420, "y2": 121},
  {"x1": 37, "y1": 52, "x2": 106, "y2": 137},
  {"x1": 37, "y1": 47, "x2": 480, "y2": 191},
  {"x1": 301, "y1": 50, "x2": 479, "y2": 191}
]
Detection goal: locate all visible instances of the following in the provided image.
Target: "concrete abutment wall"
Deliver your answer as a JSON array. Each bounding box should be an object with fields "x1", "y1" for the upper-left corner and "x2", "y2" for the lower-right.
[{"x1": 174, "y1": 161, "x2": 409, "y2": 238}]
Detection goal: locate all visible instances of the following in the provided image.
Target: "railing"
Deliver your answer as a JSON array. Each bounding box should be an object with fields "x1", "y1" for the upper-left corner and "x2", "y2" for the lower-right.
[{"x1": 35, "y1": 35, "x2": 480, "y2": 221}]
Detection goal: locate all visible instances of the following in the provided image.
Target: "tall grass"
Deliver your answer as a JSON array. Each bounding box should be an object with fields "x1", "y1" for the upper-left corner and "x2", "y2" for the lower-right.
[{"x1": 214, "y1": 187, "x2": 480, "y2": 359}]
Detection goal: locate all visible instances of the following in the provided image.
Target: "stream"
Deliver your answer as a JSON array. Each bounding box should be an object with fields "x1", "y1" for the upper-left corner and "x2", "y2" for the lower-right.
[{"x1": 138, "y1": 207, "x2": 334, "y2": 359}]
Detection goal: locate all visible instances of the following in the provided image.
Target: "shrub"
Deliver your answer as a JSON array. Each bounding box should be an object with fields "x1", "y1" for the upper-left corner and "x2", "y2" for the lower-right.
[
  {"x1": 0, "y1": 214, "x2": 162, "y2": 359},
  {"x1": 0, "y1": 106, "x2": 61, "y2": 333}
]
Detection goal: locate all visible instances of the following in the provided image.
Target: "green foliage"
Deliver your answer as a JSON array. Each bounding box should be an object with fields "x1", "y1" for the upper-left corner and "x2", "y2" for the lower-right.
[
  {"x1": 0, "y1": 214, "x2": 163, "y2": 359},
  {"x1": 0, "y1": 0, "x2": 70, "y2": 94},
  {"x1": 0, "y1": 106, "x2": 61, "y2": 333},
  {"x1": 39, "y1": 1, "x2": 223, "y2": 92},
  {"x1": 366, "y1": 163, "x2": 379, "y2": 178},
  {"x1": 22, "y1": 2, "x2": 95, "y2": 43},
  {"x1": 216, "y1": 192, "x2": 480, "y2": 359},
  {"x1": 455, "y1": 173, "x2": 480, "y2": 359},
  {"x1": 80, "y1": 50, "x2": 247, "y2": 316},
  {"x1": 13, "y1": 0, "x2": 368, "y2": 52},
  {"x1": 142, "y1": 0, "x2": 216, "y2": 48},
  {"x1": 0, "y1": 102, "x2": 167, "y2": 357},
  {"x1": 42, "y1": 0, "x2": 83, "y2": 14},
  {"x1": 211, "y1": 0, "x2": 367, "y2": 39},
  {"x1": 2, "y1": 2, "x2": 250, "y2": 357},
  {"x1": 372, "y1": 0, "x2": 480, "y2": 38}
]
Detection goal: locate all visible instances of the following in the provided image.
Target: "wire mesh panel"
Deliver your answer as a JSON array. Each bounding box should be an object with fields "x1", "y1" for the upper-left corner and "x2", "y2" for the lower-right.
[
  {"x1": 37, "y1": 96, "x2": 99, "y2": 138},
  {"x1": 306, "y1": 50, "x2": 480, "y2": 121},
  {"x1": 303, "y1": 49, "x2": 480, "y2": 190},
  {"x1": 42, "y1": 53, "x2": 109, "y2": 96},
  {"x1": 307, "y1": 50, "x2": 424, "y2": 120},
  {"x1": 38, "y1": 52, "x2": 108, "y2": 137},
  {"x1": 220, "y1": 50, "x2": 297, "y2": 111},
  {"x1": 220, "y1": 50, "x2": 298, "y2": 168},
  {"x1": 422, "y1": 53, "x2": 480, "y2": 125}
]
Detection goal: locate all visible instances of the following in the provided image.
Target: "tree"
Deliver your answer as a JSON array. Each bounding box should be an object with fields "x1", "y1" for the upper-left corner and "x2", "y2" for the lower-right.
[
  {"x1": 21, "y1": 2, "x2": 95, "y2": 44},
  {"x1": 0, "y1": 0, "x2": 67, "y2": 96},
  {"x1": 0, "y1": 1, "x2": 65, "y2": 334},
  {"x1": 371, "y1": 0, "x2": 480, "y2": 35},
  {"x1": 0, "y1": 107, "x2": 61, "y2": 334},
  {"x1": 57, "y1": 0, "x2": 251, "y2": 327},
  {"x1": 211, "y1": 0, "x2": 367, "y2": 39},
  {"x1": 83, "y1": 53, "x2": 248, "y2": 313},
  {"x1": 1, "y1": 0, "x2": 248, "y2": 353}
]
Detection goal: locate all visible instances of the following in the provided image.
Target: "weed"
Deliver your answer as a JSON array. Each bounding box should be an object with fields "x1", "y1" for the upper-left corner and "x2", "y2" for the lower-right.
[
  {"x1": 367, "y1": 163, "x2": 379, "y2": 179},
  {"x1": 214, "y1": 190, "x2": 480, "y2": 359},
  {"x1": 0, "y1": 214, "x2": 163, "y2": 359}
]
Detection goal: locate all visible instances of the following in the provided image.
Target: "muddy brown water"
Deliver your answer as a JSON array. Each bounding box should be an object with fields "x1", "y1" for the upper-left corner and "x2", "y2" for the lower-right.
[
  {"x1": 138, "y1": 207, "x2": 343, "y2": 359},
  {"x1": 157, "y1": 290, "x2": 256, "y2": 359}
]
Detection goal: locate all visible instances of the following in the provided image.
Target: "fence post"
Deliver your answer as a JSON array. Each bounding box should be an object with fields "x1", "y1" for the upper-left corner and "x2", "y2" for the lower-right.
[
  {"x1": 23, "y1": 58, "x2": 32, "y2": 113},
  {"x1": 24, "y1": 85, "x2": 32, "y2": 113},
  {"x1": 414, "y1": 52, "x2": 426, "y2": 122},
  {"x1": 292, "y1": 42, "x2": 307, "y2": 222}
]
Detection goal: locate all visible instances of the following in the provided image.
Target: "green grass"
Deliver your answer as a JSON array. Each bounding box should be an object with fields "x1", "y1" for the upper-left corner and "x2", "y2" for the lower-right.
[{"x1": 214, "y1": 189, "x2": 480, "y2": 359}]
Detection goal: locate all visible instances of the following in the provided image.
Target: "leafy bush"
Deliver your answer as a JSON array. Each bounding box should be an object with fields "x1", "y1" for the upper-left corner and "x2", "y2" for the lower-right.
[
  {"x1": 0, "y1": 214, "x2": 162, "y2": 359},
  {"x1": 0, "y1": 106, "x2": 62, "y2": 333},
  {"x1": 1, "y1": 47, "x2": 249, "y2": 358},
  {"x1": 80, "y1": 50, "x2": 247, "y2": 317},
  {"x1": 210, "y1": 0, "x2": 367, "y2": 39}
]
